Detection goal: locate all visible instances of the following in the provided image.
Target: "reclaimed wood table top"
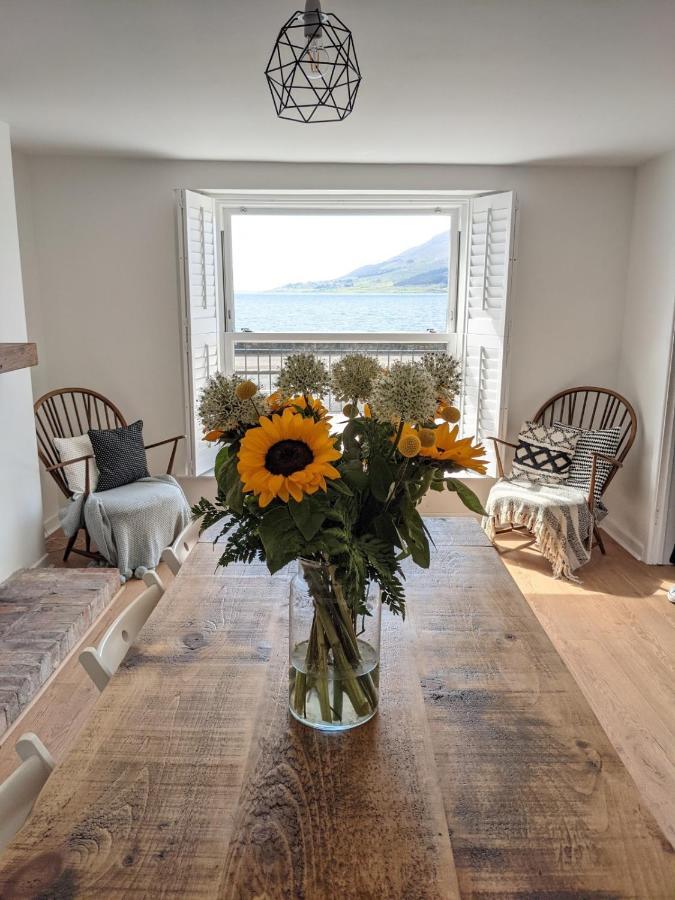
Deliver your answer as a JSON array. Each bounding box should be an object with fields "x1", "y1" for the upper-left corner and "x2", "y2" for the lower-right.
[{"x1": 0, "y1": 518, "x2": 672, "y2": 898}]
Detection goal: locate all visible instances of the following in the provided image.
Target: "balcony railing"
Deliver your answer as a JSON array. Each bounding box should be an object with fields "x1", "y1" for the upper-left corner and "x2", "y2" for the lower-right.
[{"x1": 230, "y1": 333, "x2": 449, "y2": 411}]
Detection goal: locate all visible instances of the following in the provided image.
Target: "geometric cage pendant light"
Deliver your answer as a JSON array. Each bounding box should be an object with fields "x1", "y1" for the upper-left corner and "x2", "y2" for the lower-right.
[{"x1": 265, "y1": 0, "x2": 362, "y2": 123}]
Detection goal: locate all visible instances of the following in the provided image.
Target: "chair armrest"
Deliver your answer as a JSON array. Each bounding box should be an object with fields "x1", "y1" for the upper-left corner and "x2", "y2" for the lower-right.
[
  {"x1": 45, "y1": 454, "x2": 93, "y2": 472},
  {"x1": 488, "y1": 436, "x2": 518, "y2": 450},
  {"x1": 45, "y1": 454, "x2": 94, "y2": 495},
  {"x1": 144, "y1": 434, "x2": 185, "y2": 451},
  {"x1": 488, "y1": 436, "x2": 518, "y2": 479},
  {"x1": 590, "y1": 451, "x2": 623, "y2": 469},
  {"x1": 144, "y1": 435, "x2": 185, "y2": 476}
]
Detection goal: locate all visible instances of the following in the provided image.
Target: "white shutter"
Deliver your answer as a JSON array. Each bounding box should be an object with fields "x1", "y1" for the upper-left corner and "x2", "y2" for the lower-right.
[
  {"x1": 459, "y1": 192, "x2": 516, "y2": 454},
  {"x1": 179, "y1": 189, "x2": 222, "y2": 475}
]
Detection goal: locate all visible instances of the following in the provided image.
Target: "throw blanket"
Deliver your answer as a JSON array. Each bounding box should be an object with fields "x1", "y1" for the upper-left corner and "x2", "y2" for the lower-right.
[
  {"x1": 60, "y1": 475, "x2": 191, "y2": 582},
  {"x1": 482, "y1": 478, "x2": 607, "y2": 581}
]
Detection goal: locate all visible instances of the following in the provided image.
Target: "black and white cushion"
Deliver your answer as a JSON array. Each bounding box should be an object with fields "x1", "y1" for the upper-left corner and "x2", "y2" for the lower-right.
[
  {"x1": 555, "y1": 423, "x2": 621, "y2": 504},
  {"x1": 88, "y1": 420, "x2": 150, "y2": 492},
  {"x1": 509, "y1": 421, "x2": 580, "y2": 485}
]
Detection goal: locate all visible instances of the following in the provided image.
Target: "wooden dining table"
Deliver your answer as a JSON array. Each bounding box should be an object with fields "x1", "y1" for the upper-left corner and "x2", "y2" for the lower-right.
[{"x1": 0, "y1": 517, "x2": 673, "y2": 898}]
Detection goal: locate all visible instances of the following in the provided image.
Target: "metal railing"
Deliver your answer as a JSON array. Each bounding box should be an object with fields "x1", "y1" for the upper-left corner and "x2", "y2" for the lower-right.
[{"x1": 231, "y1": 333, "x2": 449, "y2": 411}]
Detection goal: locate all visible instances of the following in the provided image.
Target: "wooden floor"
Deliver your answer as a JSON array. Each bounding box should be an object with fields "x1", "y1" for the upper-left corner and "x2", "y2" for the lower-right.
[
  {"x1": 497, "y1": 529, "x2": 675, "y2": 847},
  {"x1": 1, "y1": 526, "x2": 673, "y2": 851}
]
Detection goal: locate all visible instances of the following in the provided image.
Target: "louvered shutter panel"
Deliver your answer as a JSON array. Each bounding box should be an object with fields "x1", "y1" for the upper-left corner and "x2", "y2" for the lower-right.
[
  {"x1": 459, "y1": 192, "x2": 515, "y2": 457},
  {"x1": 180, "y1": 190, "x2": 221, "y2": 475}
]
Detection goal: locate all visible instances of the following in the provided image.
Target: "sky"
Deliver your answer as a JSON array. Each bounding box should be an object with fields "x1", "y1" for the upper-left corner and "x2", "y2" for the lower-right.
[{"x1": 231, "y1": 214, "x2": 451, "y2": 292}]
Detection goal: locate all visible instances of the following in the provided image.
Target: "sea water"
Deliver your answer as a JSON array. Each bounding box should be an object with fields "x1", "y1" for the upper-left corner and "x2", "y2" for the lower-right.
[
  {"x1": 235, "y1": 292, "x2": 447, "y2": 334},
  {"x1": 289, "y1": 638, "x2": 380, "y2": 732}
]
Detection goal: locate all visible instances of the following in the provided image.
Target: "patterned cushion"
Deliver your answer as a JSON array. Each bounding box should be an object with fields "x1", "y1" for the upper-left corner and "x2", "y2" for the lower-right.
[
  {"x1": 53, "y1": 433, "x2": 99, "y2": 495},
  {"x1": 555, "y1": 423, "x2": 621, "y2": 504},
  {"x1": 509, "y1": 421, "x2": 580, "y2": 485},
  {"x1": 88, "y1": 420, "x2": 149, "y2": 492}
]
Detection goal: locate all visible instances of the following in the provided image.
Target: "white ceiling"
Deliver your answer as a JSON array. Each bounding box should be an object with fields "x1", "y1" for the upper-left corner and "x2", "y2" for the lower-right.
[{"x1": 1, "y1": 0, "x2": 674, "y2": 165}]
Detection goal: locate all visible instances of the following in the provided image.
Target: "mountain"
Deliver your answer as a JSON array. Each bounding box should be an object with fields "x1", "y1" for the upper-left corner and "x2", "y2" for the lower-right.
[{"x1": 270, "y1": 230, "x2": 449, "y2": 293}]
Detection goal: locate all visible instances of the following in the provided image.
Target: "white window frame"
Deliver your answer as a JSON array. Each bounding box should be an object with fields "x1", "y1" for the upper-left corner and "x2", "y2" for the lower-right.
[
  {"x1": 216, "y1": 197, "x2": 464, "y2": 373},
  {"x1": 178, "y1": 190, "x2": 516, "y2": 475}
]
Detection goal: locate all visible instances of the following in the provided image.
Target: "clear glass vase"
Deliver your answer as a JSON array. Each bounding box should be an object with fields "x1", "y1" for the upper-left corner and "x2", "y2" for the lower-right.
[{"x1": 289, "y1": 558, "x2": 381, "y2": 732}]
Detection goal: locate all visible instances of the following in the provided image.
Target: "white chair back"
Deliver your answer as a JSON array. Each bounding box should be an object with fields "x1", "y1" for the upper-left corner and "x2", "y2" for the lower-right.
[
  {"x1": 142, "y1": 569, "x2": 166, "y2": 593},
  {"x1": 0, "y1": 733, "x2": 55, "y2": 854},
  {"x1": 161, "y1": 519, "x2": 200, "y2": 575},
  {"x1": 79, "y1": 582, "x2": 164, "y2": 692}
]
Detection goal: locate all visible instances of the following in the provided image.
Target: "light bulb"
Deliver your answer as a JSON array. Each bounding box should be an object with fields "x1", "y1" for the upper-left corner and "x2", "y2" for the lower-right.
[{"x1": 304, "y1": 36, "x2": 329, "y2": 80}]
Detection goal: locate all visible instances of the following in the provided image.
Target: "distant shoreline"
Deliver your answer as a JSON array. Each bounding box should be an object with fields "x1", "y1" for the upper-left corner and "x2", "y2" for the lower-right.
[{"x1": 238, "y1": 289, "x2": 447, "y2": 296}]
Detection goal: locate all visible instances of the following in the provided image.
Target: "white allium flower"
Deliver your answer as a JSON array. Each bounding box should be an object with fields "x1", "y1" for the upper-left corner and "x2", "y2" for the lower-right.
[
  {"x1": 198, "y1": 372, "x2": 262, "y2": 432},
  {"x1": 330, "y1": 353, "x2": 382, "y2": 402},
  {"x1": 370, "y1": 361, "x2": 437, "y2": 425},
  {"x1": 277, "y1": 352, "x2": 331, "y2": 398},
  {"x1": 421, "y1": 352, "x2": 462, "y2": 404}
]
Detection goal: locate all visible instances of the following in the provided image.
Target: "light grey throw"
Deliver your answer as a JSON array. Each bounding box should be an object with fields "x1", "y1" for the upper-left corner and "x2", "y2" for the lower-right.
[
  {"x1": 60, "y1": 475, "x2": 191, "y2": 581},
  {"x1": 482, "y1": 477, "x2": 607, "y2": 581}
]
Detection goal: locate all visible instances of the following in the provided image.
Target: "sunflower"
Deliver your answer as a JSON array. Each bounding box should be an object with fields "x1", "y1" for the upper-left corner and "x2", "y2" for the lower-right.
[
  {"x1": 419, "y1": 423, "x2": 487, "y2": 474},
  {"x1": 286, "y1": 394, "x2": 330, "y2": 421},
  {"x1": 237, "y1": 408, "x2": 341, "y2": 507}
]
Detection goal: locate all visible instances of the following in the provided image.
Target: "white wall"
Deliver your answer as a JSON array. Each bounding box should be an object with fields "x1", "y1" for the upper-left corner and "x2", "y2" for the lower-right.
[
  {"x1": 13, "y1": 155, "x2": 635, "y2": 528},
  {"x1": 0, "y1": 123, "x2": 44, "y2": 579},
  {"x1": 610, "y1": 150, "x2": 675, "y2": 561}
]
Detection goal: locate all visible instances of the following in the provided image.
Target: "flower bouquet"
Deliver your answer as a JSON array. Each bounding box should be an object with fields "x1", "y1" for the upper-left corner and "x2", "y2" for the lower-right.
[{"x1": 193, "y1": 351, "x2": 486, "y2": 731}]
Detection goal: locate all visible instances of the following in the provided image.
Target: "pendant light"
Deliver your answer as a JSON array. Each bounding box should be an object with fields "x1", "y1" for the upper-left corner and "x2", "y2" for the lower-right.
[{"x1": 265, "y1": 0, "x2": 362, "y2": 123}]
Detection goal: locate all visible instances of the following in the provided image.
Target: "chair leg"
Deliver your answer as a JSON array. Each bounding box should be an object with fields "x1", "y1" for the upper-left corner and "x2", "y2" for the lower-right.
[
  {"x1": 594, "y1": 525, "x2": 606, "y2": 555},
  {"x1": 85, "y1": 529, "x2": 91, "y2": 554},
  {"x1": 63, "y1": 531, "x2": 78, "y2": 562}
]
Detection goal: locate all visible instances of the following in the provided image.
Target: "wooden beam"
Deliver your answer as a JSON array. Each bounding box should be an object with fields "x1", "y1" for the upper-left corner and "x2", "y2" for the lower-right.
[{"x1": 0, "y1": 342, "x2": 38, "y2": 374}]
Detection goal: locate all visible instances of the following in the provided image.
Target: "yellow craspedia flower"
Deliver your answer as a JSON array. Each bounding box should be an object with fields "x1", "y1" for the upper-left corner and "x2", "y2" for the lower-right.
[
  {"x1": 418, "y1": 427, "x2": 436, "y2": 448},
  {"x1": 234, "y1": 379, "x2": 258, "y2": 401},
  {"x1": 399, "y1": 433, "x2": 422, "y2": 458},
  {"x1": 237, "y1": 407, "x2": 341, "y2": 508},
  {"x1": 392, "y1": 423, "x2": 422, "y2": 457},
  {"x1": 419, "y1": 422, "x2": 487, "y2": 474},
  {"x1": 438, "y1": 402, "x2": 460, "y2": 423}
]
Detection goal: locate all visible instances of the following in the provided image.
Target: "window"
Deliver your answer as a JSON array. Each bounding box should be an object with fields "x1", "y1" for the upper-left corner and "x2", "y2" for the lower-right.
[{"x1": 179, "y1": 191, "x2": 515, "y2": 475}]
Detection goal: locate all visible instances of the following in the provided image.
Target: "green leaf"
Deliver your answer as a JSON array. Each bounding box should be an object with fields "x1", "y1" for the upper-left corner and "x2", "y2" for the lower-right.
[
  {"x1": 369, "y1": 458, "x2": 394, "y2": 502},
  {"x1": 342, "y1": 420, "x2": 363, "y2": 456},
  {"x1": 327, "y1": 477, "x2": 353, "y2": 496},
  {"x1": 259, "y1": 506, "x2": 300, "y2": 573},
  {"x1": 446, "y1": 478, "x2": 487, "y2": 515},
  {"x1": 341, "y1": 460, "x2": 368, "y2": 492},
  {"x1": 372, "y1": 513, "x2": 401, "y2": 548},
  {"x1": 288, "y1": 497, "x2": 325, "y2": 542},
  {"x1": 214, "y1": 445, "x2": 230, "y2": 481}
]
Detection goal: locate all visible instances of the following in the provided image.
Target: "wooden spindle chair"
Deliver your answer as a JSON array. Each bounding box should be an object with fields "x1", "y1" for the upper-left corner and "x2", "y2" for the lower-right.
[
  {"x1": 34, "y1": 388, "x2": 184, "y2": 563},
  {"x1": 490, "y1": 386, "x2": 638, "y2": 554}
]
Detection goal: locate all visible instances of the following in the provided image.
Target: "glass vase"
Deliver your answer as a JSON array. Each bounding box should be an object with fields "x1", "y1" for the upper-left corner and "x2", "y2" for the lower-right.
[{"x1": 289, "y1": 558, "x2": 381, "y2": 732}]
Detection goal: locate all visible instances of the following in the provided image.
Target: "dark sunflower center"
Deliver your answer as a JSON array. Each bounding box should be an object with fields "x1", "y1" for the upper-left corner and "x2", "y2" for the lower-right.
[{"x1": 265, "y1": 439, "x2": 314, "y2": 476}]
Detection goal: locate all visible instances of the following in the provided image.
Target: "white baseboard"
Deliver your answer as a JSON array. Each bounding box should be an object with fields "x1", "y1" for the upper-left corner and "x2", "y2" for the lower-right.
[
  {"x1": 602, "y1": 519, "x2": 644, "y2": 561},
  {"x1": 43, "y1": 511, "x2": 60, "y2": 537}
]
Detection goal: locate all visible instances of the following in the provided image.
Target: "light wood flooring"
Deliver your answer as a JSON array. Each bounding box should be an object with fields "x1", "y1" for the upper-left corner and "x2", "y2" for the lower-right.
[{"x1": 0, "y1": 527, "x2": 673, "y2": 848}]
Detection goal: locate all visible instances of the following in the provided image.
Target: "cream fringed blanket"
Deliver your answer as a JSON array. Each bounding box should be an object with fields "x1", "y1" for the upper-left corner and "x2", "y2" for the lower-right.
[{"x1": 482, "y1": 478, "x2": 605, "y2": 581}]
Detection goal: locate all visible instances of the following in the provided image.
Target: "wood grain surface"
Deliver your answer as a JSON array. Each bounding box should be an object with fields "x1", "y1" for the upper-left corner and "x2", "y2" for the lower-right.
[
  {"x1": 0, "y1": 342, "x2": 37, "y2": 374},
  {"x1": 0, "y1": 568, "x2": 120, "y2": 734},
  {"x1": 0, "y1": 519, "x2": 672, "y2": 898}
]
